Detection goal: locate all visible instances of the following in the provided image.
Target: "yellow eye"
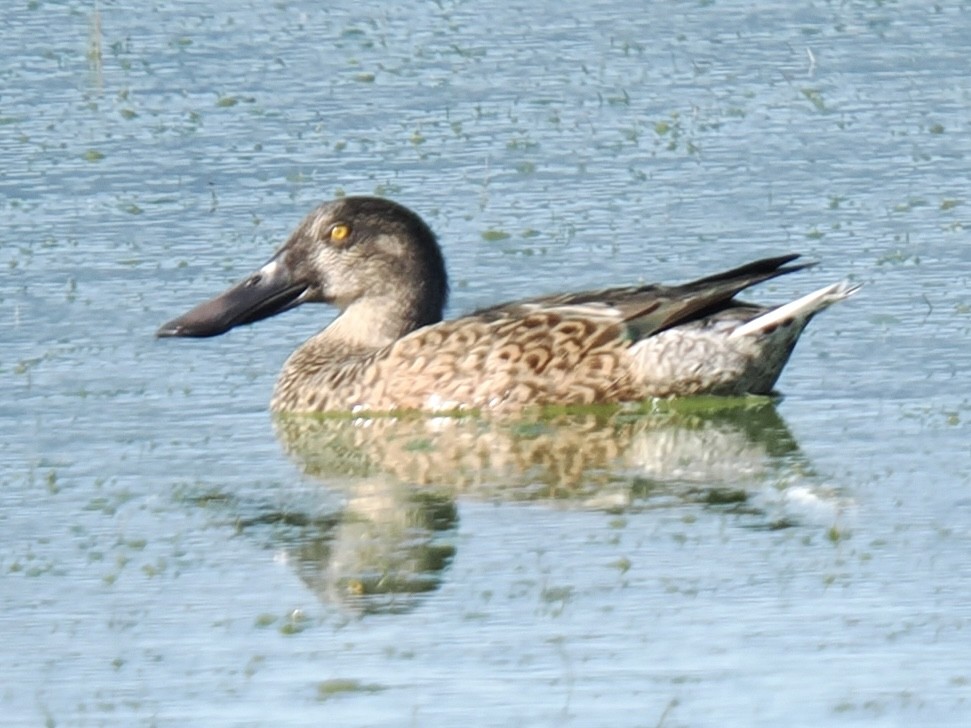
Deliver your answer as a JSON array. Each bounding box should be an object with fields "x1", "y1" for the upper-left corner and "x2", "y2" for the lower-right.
[{"x1": 329, "y1": 223, "x2": 351, "y2": 245}]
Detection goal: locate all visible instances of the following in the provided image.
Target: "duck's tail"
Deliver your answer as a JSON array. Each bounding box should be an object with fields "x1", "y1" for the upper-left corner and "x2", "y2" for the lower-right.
[{"x1": 730, "y1": 280, "x2": 862, "y2": 339}]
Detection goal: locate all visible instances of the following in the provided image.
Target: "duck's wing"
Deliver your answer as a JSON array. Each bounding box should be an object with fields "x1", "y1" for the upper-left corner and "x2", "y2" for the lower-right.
[{"x1": 473, "y1": 254, "x2": 812, "y2": 338}]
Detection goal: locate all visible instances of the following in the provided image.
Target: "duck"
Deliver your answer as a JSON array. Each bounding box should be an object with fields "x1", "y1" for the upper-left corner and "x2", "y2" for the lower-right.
[{"x1": 157, "y1": 196, "x2": 860, "y2": 414}]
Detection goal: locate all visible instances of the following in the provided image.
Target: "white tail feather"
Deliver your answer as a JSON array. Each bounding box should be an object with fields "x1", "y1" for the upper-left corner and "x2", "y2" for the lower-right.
[{"x1": 730, "y1": 280, "x2": 861, "y2": 339}]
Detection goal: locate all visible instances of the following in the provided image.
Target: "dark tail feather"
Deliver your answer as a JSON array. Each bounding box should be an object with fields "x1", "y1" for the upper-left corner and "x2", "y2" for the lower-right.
[
  {"x1": 689, "y1": 254, "x2": 813, "y2": 287},
  {"x1": 629, "y1": 254, "x2": 815, "y2": 337}
]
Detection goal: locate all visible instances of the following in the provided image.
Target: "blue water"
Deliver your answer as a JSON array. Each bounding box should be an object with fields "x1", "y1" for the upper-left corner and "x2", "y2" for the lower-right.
[{"x1": 3, "y1": 1, "x2": 970, "y2": 725}]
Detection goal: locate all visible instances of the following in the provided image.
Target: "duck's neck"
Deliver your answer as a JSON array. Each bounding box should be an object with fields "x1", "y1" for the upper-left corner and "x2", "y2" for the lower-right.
[
  {"x1": 321, "y1": 296, "x2": 436, "y2": 351},
  {"x1": 271, "y1": 289, "x2": 447, "y2": 412},
  {"x1": 271, "y1": 296, "x2": 438, "y2": 412}
]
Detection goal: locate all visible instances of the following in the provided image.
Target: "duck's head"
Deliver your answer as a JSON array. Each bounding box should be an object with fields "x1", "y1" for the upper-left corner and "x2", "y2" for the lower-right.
[{"x1": 157, "y1": 196, "x2": 449, "y2": 341}]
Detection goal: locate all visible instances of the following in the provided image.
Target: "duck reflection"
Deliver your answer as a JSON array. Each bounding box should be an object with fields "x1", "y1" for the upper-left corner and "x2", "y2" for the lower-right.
[
  {"x1": 284, "y1": 484, "x2": 457, "y2": 616},
  {"x1": 273, "y1": 401, "x2": 807, "y2": 505},
  {"x1": 231, "y1": 482, "x2": 458, "y2": 616},
  {"x1": 246, "y1": 402, "x2": 829, "y2": 614}
]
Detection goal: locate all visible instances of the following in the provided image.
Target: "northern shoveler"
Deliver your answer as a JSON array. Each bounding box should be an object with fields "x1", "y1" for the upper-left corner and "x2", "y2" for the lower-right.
[{"x1": 157, "y1": 196, "x2": 859, "y2": 413}]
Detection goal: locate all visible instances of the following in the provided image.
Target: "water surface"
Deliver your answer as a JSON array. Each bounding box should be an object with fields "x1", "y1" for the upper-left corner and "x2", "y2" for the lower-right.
[{"x1": 3, "y1": 1, "x2": 970, "y2": 726}]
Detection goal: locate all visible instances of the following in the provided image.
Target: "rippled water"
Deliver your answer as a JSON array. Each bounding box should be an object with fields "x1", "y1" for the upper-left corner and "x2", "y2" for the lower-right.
[{"x1": 3, "y1": 1, "x2": 970, "y2": 726}]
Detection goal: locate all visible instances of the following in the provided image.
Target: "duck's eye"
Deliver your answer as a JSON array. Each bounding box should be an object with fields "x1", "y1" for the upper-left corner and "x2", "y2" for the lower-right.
[{"x1": 329, "y1": 223, "x2": 352, "y2": 246}]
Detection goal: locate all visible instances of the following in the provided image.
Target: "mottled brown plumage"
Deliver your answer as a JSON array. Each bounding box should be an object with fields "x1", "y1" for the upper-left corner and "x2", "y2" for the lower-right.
[{"x1": 158, "y1": 196, "x2": 860, "y2": 413}]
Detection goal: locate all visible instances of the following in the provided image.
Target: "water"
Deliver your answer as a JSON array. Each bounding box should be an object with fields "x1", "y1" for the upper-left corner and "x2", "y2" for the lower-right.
[{"x1": 3, "y1": 1, "x2": 970, "y2": 725}]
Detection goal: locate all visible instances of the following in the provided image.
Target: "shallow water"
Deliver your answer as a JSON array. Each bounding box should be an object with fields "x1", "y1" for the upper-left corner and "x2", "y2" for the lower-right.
[{"x1": 3, "y1": 1, "x2": 971, "y2": 725}]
